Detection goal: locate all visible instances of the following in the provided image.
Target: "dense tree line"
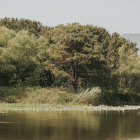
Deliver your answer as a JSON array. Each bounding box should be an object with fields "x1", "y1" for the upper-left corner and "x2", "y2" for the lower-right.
[
  {"x1": 0, "y1": 17, "x2": 139, "y2": 95},
  {"x1": 0, "y1": 17, "x2": 43, "y2": 37}
]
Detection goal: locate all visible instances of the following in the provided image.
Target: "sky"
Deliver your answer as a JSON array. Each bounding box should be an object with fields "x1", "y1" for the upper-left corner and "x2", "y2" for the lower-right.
[{"x1": 0, "y1": 0, "x2": 140, "y2": 34}]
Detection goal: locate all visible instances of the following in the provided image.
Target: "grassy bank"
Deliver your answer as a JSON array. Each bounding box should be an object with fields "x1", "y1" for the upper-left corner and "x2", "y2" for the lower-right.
[{"x1": 0, "y1": 86, "x2": 140, "y2": 106}]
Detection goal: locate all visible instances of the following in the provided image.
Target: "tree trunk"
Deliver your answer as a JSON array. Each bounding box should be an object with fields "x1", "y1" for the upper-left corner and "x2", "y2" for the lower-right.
[
  {"x1": 72, "y1": 81, "x2": 77, "y2": 93},
  {"x1": 71, "y1": 61, "x2": 78, "y2": 93}
]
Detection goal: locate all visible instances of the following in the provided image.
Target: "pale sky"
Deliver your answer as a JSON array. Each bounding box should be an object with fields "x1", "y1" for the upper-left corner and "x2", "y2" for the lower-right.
[{"x1": 0, "y1": 0, "x2": 140, "y2": 34}]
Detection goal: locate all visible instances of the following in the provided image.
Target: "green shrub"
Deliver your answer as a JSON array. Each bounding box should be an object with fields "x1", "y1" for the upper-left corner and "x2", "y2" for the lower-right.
[
  {"x1": 0, "y1": 87, "x2": 26, "y2": 103},
  {"x1": 6, "y1": 95, "x2": 17, "y2": 103},
  {"x1": 56, "y1": 92, "x2": 69, "y2": 104},
  {"x1": 99, "y1": 89, "x2": 140, "y2": 106},
  {"x1": 0, "y1": 88, "x2": 8, "y2": 101}
]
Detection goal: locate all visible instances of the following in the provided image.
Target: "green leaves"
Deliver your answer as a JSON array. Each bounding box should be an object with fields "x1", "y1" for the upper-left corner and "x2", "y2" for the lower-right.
[
  {"x1": 0, "y1": 17, "x2": 43, "y2": 37},
  {"x1": 0, "y1": 28, "x2": 37, "y2": 86},
  {"x1": 0, "y1": 26, "x2": 15, "y2": 47},
  {"x1": 0, "y1": 20, "x2": 140, "y2": 96},
  {"x1": 45, "y1": 23, "x2": 110, "y2": 91}
]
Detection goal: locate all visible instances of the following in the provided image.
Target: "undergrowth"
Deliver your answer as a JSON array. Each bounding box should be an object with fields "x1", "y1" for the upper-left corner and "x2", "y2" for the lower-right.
[{"x1": 0, "y1": 86, "x2": 140, "y2": 106}]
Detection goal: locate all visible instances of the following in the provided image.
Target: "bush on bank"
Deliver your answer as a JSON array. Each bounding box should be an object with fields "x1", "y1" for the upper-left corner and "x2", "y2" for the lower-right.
[{"x1": 0, "y1": 86, "x2": 140, "y2": 106}]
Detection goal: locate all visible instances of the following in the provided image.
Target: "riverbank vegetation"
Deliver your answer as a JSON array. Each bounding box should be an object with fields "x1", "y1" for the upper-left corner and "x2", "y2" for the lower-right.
[
  {"x1": 0, "y1": 87, "x2": 139, "y2": 106},
  {"x1": 0, "y1": 17, "x2": 140, "y2": 106}
]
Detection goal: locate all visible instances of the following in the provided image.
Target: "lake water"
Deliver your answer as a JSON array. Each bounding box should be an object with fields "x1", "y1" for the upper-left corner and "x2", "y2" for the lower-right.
[{"x1": 0, "y1": 110, "x2": 140, "y2": 140}]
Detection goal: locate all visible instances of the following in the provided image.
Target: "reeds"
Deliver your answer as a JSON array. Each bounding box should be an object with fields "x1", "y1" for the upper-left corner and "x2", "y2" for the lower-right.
[{"x1": 74, "y1": 87, "x2": 102, "y2": 105}]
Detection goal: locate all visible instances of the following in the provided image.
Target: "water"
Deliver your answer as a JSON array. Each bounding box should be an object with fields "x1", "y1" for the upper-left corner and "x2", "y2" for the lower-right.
[{"x1": 0, "y1": 110, "x2": 140, "y2": 140}]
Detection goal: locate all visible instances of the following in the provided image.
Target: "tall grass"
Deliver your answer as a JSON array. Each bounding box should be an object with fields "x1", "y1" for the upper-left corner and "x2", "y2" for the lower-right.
[
  {"x1": 0, "y1": 86, "x2": 75, "y2": 104},
  {"x1": 22, "y1": 87, "x2": 75, "y2": 104},
  {"x1": 0, "y1": 87, "x2": 27, "y2": 103},
  {"x1": 74, "y1": 87, "x2": 102, "y2": 105},
  {"x1": 0, "y1": 86, "x2": 139, "y2": 106}
]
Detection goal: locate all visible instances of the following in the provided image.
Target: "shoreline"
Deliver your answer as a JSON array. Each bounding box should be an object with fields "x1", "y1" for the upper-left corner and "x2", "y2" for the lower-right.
[{"x1": 0, "y1": 103, "x2": 140, "y2": 112}]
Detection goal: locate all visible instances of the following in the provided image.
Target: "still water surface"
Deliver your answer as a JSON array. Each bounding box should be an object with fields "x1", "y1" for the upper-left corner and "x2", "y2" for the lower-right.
[{"x1": 0, "y1": 110, "x2": 140, "y2": 140}]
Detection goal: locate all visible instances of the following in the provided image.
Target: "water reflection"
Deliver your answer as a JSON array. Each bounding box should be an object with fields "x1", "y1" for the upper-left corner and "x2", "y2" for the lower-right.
[{"x1": 0, "y1": 110, "x2": 140, "y2": 140}]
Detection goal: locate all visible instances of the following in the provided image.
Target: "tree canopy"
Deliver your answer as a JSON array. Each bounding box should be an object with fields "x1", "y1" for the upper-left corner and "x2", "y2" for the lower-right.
[
  {"x1": 0, "y1": 18, "x2": 139, "y2": 95},
  {"x1": 0, "y1": 17, "x2": 43, "y2": 37}
]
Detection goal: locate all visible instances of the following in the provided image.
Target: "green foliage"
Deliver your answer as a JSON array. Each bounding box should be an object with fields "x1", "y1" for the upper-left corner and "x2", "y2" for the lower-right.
[
  {"x1": 74, "y1": 87, "x2": 102, "y2": 105},
  {"x1": 6, "y1": 95, "x2": 17, "y2": 103},
  {"x1": 0, "y1": 18, "x2": 140, "y2": 106},
  {"x1": 0, "y1": 29, "x2": 38, "y2": 86},
  {"x1": 0, "y1": 27, "x2": 53, "y2": 87},
  {"x1": 0, "y1": 26, "x2": 15, "y2": 47},
  {"x1": 0, "y1": 87, "x2": 26, "y2": 103},
  {"x1": 56, "y1": 92, "x2": 69, "y2": 104},
  {"x1": 46, "y1": 23, "x2": 110, "y2": 92},
  {"x1": 20, "y1": 87, "x2": 75, "y2": 104},
  {"x1": 0, "y1": 17, "x2": 43, "y2": 37},
  {"x1": 24, "y1": 65, "x2": 53, "y2": 87},
  {"x1": 74, "y1": 87, "x2": 140, "y2": 106},
  {"x1": 99, "y1": 90, "x2": 140, "y2": 106}
]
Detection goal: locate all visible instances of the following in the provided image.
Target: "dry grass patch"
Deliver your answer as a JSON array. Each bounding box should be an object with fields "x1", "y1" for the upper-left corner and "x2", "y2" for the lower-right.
[{"x1": 20, "y1": 87, "x2": 75, "y2": 104}]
